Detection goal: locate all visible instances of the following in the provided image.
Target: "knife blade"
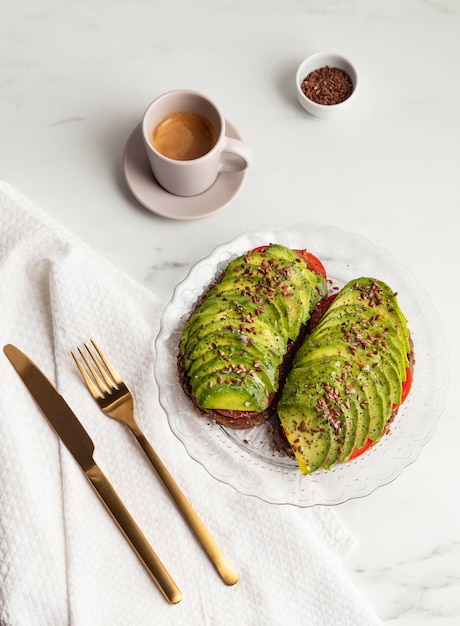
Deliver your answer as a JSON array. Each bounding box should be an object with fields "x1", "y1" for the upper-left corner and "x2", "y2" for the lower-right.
[{"x1": 3, "y1": 344, "x2": 182, "y2": 604}]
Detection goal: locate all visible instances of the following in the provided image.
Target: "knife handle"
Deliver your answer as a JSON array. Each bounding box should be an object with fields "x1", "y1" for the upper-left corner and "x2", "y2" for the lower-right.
[
  {"x1": 86, "y1": 464, "x2": 182, "y2": 604},
  {"x1": 134, "y1": 430, "x2": 239, "y2": 586}
]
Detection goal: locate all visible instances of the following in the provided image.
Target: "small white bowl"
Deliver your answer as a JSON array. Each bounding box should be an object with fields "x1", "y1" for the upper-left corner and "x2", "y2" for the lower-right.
[{"x1": 296, "y1": 52, "x2": 358, "y2": 118}]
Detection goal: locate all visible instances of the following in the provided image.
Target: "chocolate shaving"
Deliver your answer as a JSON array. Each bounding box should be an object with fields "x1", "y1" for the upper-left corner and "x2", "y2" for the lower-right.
[{"x1": 301, "y1": 66, "x2": 353, "y2": 106}]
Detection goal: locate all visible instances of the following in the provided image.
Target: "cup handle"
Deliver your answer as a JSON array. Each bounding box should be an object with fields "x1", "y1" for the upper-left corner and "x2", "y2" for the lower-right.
[{"x1": 220, "y1": 137, "x2": 252, "y2": 173}]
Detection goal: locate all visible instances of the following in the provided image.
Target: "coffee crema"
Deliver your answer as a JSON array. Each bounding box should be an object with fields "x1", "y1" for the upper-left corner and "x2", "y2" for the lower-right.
[{"x1": 152, "y1": 111, "x2": 218, "y2": 161}]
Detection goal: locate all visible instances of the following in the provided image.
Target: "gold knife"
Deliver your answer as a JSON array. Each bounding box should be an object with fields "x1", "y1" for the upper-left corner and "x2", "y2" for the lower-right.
[{"x1": 3, "y1": 344, "x2": 182, "y2": 605}]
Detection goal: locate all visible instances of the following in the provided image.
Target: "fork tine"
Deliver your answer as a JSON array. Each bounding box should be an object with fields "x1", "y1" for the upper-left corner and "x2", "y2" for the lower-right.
[
  {"x1": 83, "y1": 342, "x2": 115, "y2": 391},
  {"x1": 71, "y1": 348, "x2": 104, "y2": 399},
  {"x1": 90, "y1": 339, "x2": 123, "y2": 387}
]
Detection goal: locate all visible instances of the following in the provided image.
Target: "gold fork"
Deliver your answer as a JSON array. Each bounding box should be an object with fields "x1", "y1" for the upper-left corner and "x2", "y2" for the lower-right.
[{"x1": 71, "y1": 339, "x2": 239, "y2": 586}]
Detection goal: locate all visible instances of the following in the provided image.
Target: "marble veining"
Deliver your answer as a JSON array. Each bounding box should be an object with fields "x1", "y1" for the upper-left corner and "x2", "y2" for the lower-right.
[{"x1": 353, "y1": 540, "x2": 460, "y2": 622}]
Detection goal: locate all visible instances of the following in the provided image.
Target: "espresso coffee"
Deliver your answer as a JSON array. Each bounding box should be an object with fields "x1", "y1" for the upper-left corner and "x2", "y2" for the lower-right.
[{"x1": 152, "y1": 111, "x2": 218, "y2": 161}]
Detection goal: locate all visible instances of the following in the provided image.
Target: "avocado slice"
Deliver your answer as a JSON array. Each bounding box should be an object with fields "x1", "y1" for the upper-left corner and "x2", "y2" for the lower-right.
[
  {"x1": 274, "y1": 391, "x2": 333, "y2": 474},
  {"x1": 220, "y1": 258, "x2": 315, "y2": 340},
  {"x1": 193, "y1": 374, "x2": 269, "y2": 412},
  {"x1": 303, "y1": 325, "x2": 407, "y2": 393},
  {"x1": 279, "y1": 356, "x2": 366, "y2": 465},
  {"x1": 282, "y1": 360, "x2": 359, "y2": 465}
]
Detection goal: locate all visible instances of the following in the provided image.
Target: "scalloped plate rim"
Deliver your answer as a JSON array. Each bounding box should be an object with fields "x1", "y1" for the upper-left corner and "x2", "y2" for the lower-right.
[{"x1": 154, "y1": 223, "x2": 449, "y2": 506}]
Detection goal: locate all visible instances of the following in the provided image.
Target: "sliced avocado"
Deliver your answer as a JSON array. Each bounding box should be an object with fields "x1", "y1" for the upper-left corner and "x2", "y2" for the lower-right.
[
  {"x1": 279, "y1": 358, "x2": 360, "y2": 466},
  {"x1": 185, "y1": 331, "x2": 270, "y2": 373},
  {"x1": 290, "y1": 341, "x2": 395, "y2": 440},
  {"x1": 304, "y1": 325, "x2": 407, "y2": 387},
  {"x1": 216, "y1": 275, "x2": 301, "y2": 341},
  {"x1": 219, "y1": 261, "x2": 315, "y2": 340},
  {"x1": 325, "y1": 278, "x2": 410, "y2": 354},
  {"x1": 184, "y1": 334, "x2": 271, "y2": 383},
  {"x1": 182, "y1": 314, "x2": 286, "y2": 363},
  {"x1": 208, "y1": 289, "x2": 290, "y2": 343},
  {"x1": 258, "y1": 244, "x2": 328, "y2": 312},
  {"x1": 278, "y1": 276, "x2": 411, "y2": 473},
  {"x1": 183, "y1": 246, "x2": 321, "y2": 349},
  {"x1": 188, "y1": 349, "x2": 277, "y2": 394},
  {"x1": 313, "y1": 304, "x2": 410, "y2": 374},
  {"x1": 180, "y1": 243, "x2": 327, "y2": 414},
  {"x1": 282, "y1": 352, "x2": 373, "y2": 454}
]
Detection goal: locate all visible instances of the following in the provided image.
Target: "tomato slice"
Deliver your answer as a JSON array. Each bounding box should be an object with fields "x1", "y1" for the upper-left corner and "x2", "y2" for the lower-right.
[
  {"x1": 295, "y1": 250, "x2": 327, "y2": 281},
  {"x1": 400, "y1": 367, "x2": 413, "y2": 404},
  {"x1": 348, "y1": 438, "x2": 374, "y2": 461},
  {"x1": 249, "y1": 245, "x2": 327, "y2": 280}
]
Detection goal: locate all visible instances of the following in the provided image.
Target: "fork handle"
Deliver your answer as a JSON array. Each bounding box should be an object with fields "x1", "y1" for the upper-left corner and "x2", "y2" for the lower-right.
[
  {"x1": 133, "y1": 429, "x2": 239, "y2": 586},
  {"x1": 86, "y1": 463, "x2": 182, "y2": 603}
]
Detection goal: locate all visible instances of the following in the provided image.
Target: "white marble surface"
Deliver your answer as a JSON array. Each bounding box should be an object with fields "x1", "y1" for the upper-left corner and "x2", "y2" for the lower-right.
[{"x1": 1, "y1": 1, "x2": 458, "y2": 624}]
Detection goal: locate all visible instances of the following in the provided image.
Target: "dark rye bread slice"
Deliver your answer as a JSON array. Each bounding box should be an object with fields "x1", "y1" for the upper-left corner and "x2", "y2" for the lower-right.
[
  {"x1": 277, "y1": 277, "x2": 414, "y2": 473},
  {"x1": 177, "y1": 293, "x2": 337, "y2": 430},
  {"x1": 177, "y1": 323, "x2": 308, "y2": 429},
  {"x1": 177, "y1": 244, "x2": 328, "y2": 429}
]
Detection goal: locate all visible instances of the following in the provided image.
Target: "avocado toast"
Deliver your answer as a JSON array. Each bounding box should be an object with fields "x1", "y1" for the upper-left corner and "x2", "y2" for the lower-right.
[
  {"x1": 178, "y1": 244, "x2": 413, "y2": 475},
  {"x1": 277, "y1": 277, "x2": 413, "y2": 474},
  {"x1": 178, "y1": 244, "x2": 328, "y2": 428}
]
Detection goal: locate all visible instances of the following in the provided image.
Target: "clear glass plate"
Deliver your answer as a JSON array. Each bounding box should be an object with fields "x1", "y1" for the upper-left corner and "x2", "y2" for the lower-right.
[{"x1": 154, "y1": 224, "x2": 449, "y2": 506}]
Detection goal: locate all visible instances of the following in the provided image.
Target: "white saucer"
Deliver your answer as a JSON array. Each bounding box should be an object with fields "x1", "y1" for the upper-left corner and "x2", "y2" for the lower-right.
[{"x1": 123, "y1": 121, "x2": 248, "y2": 220}]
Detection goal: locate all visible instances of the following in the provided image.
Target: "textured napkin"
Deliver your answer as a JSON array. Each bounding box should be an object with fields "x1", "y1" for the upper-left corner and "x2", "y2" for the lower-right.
[{"x1": 0, "y1": 182, "x2": 382, "y2": 626}]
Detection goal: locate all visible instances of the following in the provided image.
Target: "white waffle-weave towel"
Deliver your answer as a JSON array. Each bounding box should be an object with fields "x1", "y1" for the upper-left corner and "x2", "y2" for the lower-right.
[{"x1": 0, "y1": 182, "x2": 381, "y2": 626}]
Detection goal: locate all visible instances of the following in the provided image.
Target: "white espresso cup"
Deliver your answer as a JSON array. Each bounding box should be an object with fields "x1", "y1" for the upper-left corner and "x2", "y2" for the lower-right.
[{"x1": 142, "y1": 90, "x2": 252, "y2": 196}]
